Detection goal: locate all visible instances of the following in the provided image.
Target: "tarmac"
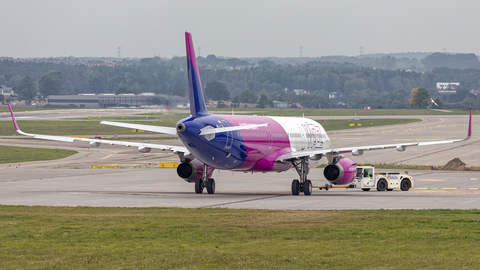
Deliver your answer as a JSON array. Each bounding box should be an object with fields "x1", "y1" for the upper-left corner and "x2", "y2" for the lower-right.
[
  {"x1": 1, "y1": 167, "x2": 480, "y2": 210},
  {"x1": 0, "y1": 108, "x2": 479, "y2": 210}
]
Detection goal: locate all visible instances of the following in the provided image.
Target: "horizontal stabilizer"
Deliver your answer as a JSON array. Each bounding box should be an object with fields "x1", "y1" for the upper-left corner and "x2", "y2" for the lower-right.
[{"x1": 199, "y1": 123, "x2": 270, "y2": 135}]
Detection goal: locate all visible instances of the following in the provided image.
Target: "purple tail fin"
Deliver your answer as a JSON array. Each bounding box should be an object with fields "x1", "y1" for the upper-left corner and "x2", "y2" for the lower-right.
[
  {"x1": 185, "y1": 32, "x2": 209, "y2": 117},
  {"x1": 8, "y1": 103, "x2": 20, "y2": 131}
]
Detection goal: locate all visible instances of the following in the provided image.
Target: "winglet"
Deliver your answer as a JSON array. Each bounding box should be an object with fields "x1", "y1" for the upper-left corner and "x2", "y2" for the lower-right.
[
  {"x1": 468, "y1": 108, "x2": 472, "y2": 138},
  {"x1": 8, "y1": 103, "x2": 20, "y2": 131},
  {"x1": 185, "y1": 32, "x2": 209, "y2": 118}
]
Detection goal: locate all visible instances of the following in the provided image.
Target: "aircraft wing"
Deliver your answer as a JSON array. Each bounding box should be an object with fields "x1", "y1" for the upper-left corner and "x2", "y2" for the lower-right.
[
  {"x1": 277, "y1": 109, "x2": 472, "y2": 162},
  {"x1": 8, "y1": 104, "x2": 188, "y2": 155},
  {"x1": 100, "y1": 121, "x2": 177, "y2": 135}
]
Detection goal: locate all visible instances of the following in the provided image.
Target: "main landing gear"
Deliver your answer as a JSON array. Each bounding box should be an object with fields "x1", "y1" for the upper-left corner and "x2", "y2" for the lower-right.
[
  {"x1": 195, "y1": 163, "x2": 215, "y2": 194},
  {"x1": 291, "y1": 157, "x2": 312, "y2": 196}
]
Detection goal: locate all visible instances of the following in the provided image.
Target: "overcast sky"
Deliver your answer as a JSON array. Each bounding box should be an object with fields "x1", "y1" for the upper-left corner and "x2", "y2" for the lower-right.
[{"x1": 1, "y1": 0, "x2": 479, "y2": 59}]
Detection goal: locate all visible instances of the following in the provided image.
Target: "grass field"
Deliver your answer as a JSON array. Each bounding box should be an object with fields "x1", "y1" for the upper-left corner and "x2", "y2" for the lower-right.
[
  {"x1": 210, "y1": 108, "x2": 477, "y2": 116},
  {"x1": 0, "y1": 206, "x2": 479, "y2": 269},
  {"x1": 318, "y1": 118, "x2": 420, "y2": 131},
  {"x1": 374, "y1": 163, "x2": 434, "y2": 170},
  {"x1": 0, "y1": 145, "x2": 77, "y2": 164},
  {"x1": 0, "y1": 118, "x2": 420, "y2": 136},
  {"x1": 0, "y1": 120, "x2": 160, "y2": 136}
]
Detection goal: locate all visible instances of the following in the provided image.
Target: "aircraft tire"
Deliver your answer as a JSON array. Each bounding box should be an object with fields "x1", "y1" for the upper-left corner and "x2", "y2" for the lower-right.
[
  {"x1": 304, "y1": 180, "x2": 312, "y2": 196},
  {"x1": 195, "y1": 179, "x2": 203, "y2": 194},
  {"x1": 206, "y1": 178, "x2": 215, "y2": 194},
  {"x1": 291, "y1": 180, "x2": 300, "y2": 195}
]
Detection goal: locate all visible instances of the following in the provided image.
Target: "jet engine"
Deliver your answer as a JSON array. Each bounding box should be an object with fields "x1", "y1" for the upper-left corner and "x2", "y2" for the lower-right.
[
  {"x1": 323, "y1": 158, "x2": 357, "y2": 185},
  {"x1": 138, "y1": 146, "x2": 151, "y2": 153},
  {"x1": 90, "y1": 141, "x2": 100, "y2": 147},
  {"x1": 176, "y1": 159, "x2": 212, "y2": 183}
]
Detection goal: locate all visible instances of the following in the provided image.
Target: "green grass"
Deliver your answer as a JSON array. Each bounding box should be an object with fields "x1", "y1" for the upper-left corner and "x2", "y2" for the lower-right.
[
  {"x1": 211, "y1": 108, "x2": 477, "y2": 116},
  {"x1": 1, "y1": 117, "x2": 420, "y2": 136},
  {"x1": 0, "y1": 145, "x2": 77, "y2": 164},
  {"x1": 316, "y1": 163, "x2": 435, "y2": 170},
  {"x1": 0, "y1": 121, "x2": 162, "y2": 136},
  {"x1": 0, "y1": 108, "x2": 56, "y2": 113},
  {"x1": 79, "y1": 113, "x2": 190, "y2": 124},
  {"x1": 0, "y1": 206, "x2": 480, "y2": 269},
  {"x1": 374, "y1": 163, "x2": 435, "y2": 170},
  {"x1": 319, "y1": 118, "x2": 420, "y2": 131}
]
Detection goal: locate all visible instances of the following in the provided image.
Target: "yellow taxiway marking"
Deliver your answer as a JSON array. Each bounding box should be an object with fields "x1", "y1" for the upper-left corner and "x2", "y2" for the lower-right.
[
  {"x1": 470, "y1": 178, "x2": 479, "y2": 180},
  {"x1": 101, "y1": 151, "x2": 118, "y2": 160},
  {"x1": 417, "y1": 179, "x2": 446, "y2": 182},
  {"x1": 409, "y1": 189, "x2": 449, "y2": 194}
]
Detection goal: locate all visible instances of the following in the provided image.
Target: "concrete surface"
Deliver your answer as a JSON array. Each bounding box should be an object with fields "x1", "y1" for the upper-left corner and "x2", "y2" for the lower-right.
[{"x1": 0, "y1": 108, "x2": 479, "y2": 210}]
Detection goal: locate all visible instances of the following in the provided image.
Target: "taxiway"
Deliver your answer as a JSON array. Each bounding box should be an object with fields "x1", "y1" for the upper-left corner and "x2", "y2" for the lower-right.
[{"x1": 0, "y1": 108, "x2": 479, "y2": 210}]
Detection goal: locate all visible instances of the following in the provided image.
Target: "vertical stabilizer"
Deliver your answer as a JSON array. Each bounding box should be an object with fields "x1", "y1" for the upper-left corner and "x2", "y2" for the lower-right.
[{"x1": 185, "y1": 32, "x2": 209, "y2": 117}]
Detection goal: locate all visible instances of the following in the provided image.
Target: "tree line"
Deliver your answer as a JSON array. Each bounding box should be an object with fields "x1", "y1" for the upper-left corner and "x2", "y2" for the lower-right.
[{"x1": 1, "y1": 56, "x2": 479, "y2": 109}]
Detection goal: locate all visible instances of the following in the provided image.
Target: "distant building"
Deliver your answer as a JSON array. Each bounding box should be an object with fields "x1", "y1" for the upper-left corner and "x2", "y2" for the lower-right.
[
  {"x1": 206, "y1": 100, "x2": 231, "y2": 109},
  {"x1": 273, "y1": 101, "x2": 287, "y2": 108},
  {"x1": 293, "y1": 89, "x2": 308, "y2": 95},
  {"x1": 329, "y1": 92, "x2": 337, "y2": 99},
  {"x1": 47, "y1": 94, "x2": 187, "y2": 108},
  {"x1": 437, "y1": 82, "x2": 460, "y2": 94},
  {"x1": 0, "y1": 85, "x2": 14, "y2": 97}
]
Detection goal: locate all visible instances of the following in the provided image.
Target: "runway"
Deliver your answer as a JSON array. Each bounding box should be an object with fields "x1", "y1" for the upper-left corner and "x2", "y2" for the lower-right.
[
  {"x1": 0, "y1": 167, "x2": 480, "y2": 210},
  {"x1": 0, "y1": 108, "x2": 479, "y2": 210}
]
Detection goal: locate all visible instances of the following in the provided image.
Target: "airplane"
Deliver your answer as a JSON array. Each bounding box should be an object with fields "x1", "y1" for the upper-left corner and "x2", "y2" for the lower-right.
[{"x1": 8, "y1": 32, "x2": 472, "y2": 196}]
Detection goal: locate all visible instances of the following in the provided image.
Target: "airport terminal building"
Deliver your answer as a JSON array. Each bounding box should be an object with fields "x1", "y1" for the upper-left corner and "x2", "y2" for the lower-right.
[{"x1": 47, "y1": 93, "x2": 188, "y2": 108}]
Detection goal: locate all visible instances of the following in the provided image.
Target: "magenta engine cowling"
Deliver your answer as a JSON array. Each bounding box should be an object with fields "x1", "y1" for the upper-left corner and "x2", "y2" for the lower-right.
[
  {"x1": 323, "y1": 158, "x2": 357, "y2": 185},
  {"x1": 176, "y1": 159, "x2": 212, "y2": 183}
]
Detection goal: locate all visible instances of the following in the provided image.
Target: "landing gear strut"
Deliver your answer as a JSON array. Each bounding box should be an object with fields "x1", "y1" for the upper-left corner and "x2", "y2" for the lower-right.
[
  {"x1": 195, "y1": 163, "x2": 215, "y2": 194},
  {"x1": 291, "y1": 157, "x2": 312, "y2": 196}
]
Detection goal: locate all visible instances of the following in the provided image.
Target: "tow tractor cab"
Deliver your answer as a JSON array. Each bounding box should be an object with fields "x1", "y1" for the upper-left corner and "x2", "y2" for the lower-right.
[{"x1": 355, "y1": 164, "x2": 414, "y2": 191}]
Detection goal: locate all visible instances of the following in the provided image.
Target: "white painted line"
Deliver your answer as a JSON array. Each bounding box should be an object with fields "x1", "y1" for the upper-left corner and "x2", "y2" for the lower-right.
[{"x1": 101, "y1": 151, "x2": 118, "y2": 160}]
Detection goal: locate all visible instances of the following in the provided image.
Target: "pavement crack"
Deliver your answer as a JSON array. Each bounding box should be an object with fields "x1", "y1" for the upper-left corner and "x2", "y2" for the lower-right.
[{"x1": 199, "y1": 195, "x2": 285, "y2": 208}]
